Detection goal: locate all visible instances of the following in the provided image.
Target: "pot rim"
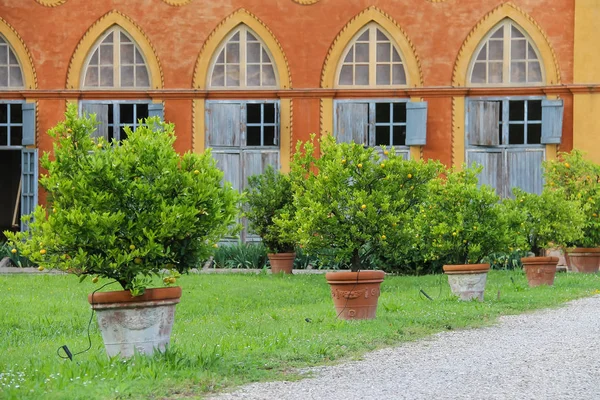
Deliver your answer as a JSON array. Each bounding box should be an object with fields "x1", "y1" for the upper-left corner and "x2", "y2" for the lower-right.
[
  {"x1": 521, "y1": 256, "x2": 559, "y2": 264},
  {"x1": 566, "y1": 247, "x2": 600, "y2": 253},
  {"x1": 88, "y1": 286, "x2": 182, "y2": 305},
  {"x1": 325, "y1": 270, "x2": 385, "y2": 284},
  {"x1": 442, "y1": 263, "x2": 490, "y2": 274}
]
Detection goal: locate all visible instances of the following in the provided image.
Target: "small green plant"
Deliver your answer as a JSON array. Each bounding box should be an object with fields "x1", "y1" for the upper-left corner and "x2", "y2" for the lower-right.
[
  {"x1": 502, "y1": 188, "x2": 585, "y2": 256},
  {"x1": 277, "y1": 134, "x2": 442, "y2": 271},
  {"x1": 484, "y1": 250, "x2": 528, "y2": 270},
  {"x1": 412, "y1": 165, "x2": 512, "y2": 268},
  {"x1": 544, "y1": 150, "x2": 600, "y2": 247},
  {"x1": 5, "y1": 104, "x2": 240, "y2": 294},
  {"x1": 212, "y1": 242, "x2": 268, "y2": 269},
  {"x1": 0, "y1": 242, "x2": 36, "y2": 268},
  {"x1": 245, "y1": 166, "x2": 296, "y2": 253}
]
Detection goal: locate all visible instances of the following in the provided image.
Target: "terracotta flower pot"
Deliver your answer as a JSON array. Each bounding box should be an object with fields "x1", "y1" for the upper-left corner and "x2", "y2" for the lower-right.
[
  {"x1": 565, "y1": 248, "x2": 600, "y2": 273},
  {"x1": 268, "y1": 252, "x2": 295, "y2": 274},
  {"x1": 325, "y1": 270, "x2": 385, "y2": 320},
  {"x1": 521, "y1": 256, "x2": 558, "y2": 287},
  {"x1": 88, "y1": 286, "x2": 182, "y2": 358},
  {"x1": 442, "y1": 263, "x2": 490, "y2": 301}
]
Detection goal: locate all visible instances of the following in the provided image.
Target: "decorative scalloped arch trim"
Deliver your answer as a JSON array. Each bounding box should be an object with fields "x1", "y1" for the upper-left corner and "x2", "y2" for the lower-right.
[
  {"x1": 66, "y1": 10, "x2": 163, "y2": 89},
  {"x1": 291, "y1": 0, "x2": 321, "y2": 4},
  {"x1": 321, "y1": 6, "x2": 423, "y2": 88},
  {"x1": 35, "y1": 0, "x2": 67, "y2": 6},
  {"x1": 0, "y1": 18, "x2": 36, "y2": 89},
  {"x1": 452, "y1": 2, "x2": 560, "y2": 86},
  {"x1": 192, "y1": 8, "x2": 291, "y2": 89},
  {"x1": 162, "y1": 0, "x2": 193, "y2": 6}
]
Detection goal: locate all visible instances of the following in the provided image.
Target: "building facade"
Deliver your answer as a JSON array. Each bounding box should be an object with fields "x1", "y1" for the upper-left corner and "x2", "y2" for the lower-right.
[{"x1": 1, "y1": 0, "x2": 599, "y2": 235}]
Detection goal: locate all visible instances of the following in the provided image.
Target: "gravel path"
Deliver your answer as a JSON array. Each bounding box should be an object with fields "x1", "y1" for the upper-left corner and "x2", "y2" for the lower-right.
[{"x1": 209, "y1": 296, "x2": 600, "y2": 400}]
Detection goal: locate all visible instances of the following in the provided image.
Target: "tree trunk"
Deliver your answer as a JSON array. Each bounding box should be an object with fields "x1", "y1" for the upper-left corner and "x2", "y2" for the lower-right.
[{"x1": 351, "y1": 248, "x2": 361, "y2": 272}]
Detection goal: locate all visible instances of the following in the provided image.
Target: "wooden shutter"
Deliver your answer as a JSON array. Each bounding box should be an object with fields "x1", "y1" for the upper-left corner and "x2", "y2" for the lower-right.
[
  {"x1": 507, "y1": 149, "x2": 544, "y2": 197},
  {"x1": 20, "y1": 148, "x2": 38, "y2": 232},
  {"x1": 467, "y1": 150, "x2": 503, "y2": 196},
  {"x1": 468, "y1": 101, "x2": 500, "y2": 146},
  {"x1": 242, "y1": 150, "x2": 280, "y2": 190},
  {"x1": 22, "y1": 103, "x2": 36, "y2": 146},
  {"x1": 206, "y1": 102, "x2": 243, "y2": 147},
  {"x1": 81, "y1": 103, "x2": 109, "y2": 141},
  {"x1": 335, "y1": 102, "x2": 369, "y2": 145},
  {"x1": 541, "y1": 99, "x2": 563, "y2": 144},
  {"x1": 406, "y1": 101, "x2": 427, "y2": 145},
  {"x1": 148, "y1": 102, "x2": 164, "y2": 120},
  {"x1": 211, "y1": 151, "x2": 242, "y2": 192}
]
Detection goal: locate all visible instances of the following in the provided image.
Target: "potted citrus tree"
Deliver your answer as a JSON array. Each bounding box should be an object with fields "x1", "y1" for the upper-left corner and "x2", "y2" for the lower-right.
[
  {"x1": 503, "y1": 188, "x2": 585, "y2": 286},
  {"x1": 277, "y1": 134, "x2": 441, "y2": 319},
  {"x1": 544, "y1": 150, "x2": 600, "y2": 273},
  {"x1": 414, "y1": 166, "x2": 512, "y2": 301},
  {"x1": 245, "y1": 166, "x2": 296, "y2": 274},
  {"x1": 5, "y1": 104, "x2": 240, "y2": 358}
]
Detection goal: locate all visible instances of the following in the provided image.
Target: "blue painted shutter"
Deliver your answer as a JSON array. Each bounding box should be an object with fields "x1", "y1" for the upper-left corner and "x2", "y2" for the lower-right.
[
  {"x1": 20, "y1": 148, "x2": 38, "y2": 231},
  {"x1": 541, "y1": 99, "x2": 563, "y2": 144},
  {"x1": 507, "y1": 149, "x2": 544, "y2": 197},
  {"x1": 81, "y1": 103, "x2": 109, "y2": 141},
  {"x1": 467, "y1": 150, "x2": 503, "y2": 196},
  {"x1": 148, "y1": 102, "x2": 164, "y2": 120},
  {"x1": 406, "y1": 101, "x2": 427, "y2": 145},
  {"x1": 22, "y1": 103, "x2": 36, "y2": 146},
  {"x1": 335, "y1": 102, "x2": 369, "y2": 145},
  {"x1": 468, "y1": 101, "x2": 500, "y2": 146}
]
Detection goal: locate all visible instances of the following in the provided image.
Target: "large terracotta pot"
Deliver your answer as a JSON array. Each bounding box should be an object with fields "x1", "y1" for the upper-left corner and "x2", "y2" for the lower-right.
[
  {"x1": 442, "y1": 264, "x2": 490, "y2": 301},
  {"x1": 325, "y1": 270, "x2": 385, "y2": 320},
  {"x1": 521, "y1": 256, "x2": 558, "y2": 287},
  {"x1": 88, "y1": 286, "x2": 182, "y2": 358},
  {"x1": 565, "y1": 248, "x2": 600, "y2": 273},
  {"x1": 268, "y1": 252, "x2": 295, "y2": 274}
]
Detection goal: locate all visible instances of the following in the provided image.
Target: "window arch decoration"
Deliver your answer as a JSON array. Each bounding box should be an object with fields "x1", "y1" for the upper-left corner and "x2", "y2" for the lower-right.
[
  {"x1": 193, "y1": 8, "x2": 291, "y2": 90},
  {"x1": 208, "y1": 25, "x2": 279, "y2": 89},
  {"x1": 161, "y1": 0, "x2": 193, "y2": 5},
  {"x1": 82, "y1": 27, "x2": 151, "y2": 89},
  {"x1": 66, "y1": 11, "x2": 163, "y2": 89},
  {"x1": 34, "y1": 0, "x2": 67, "y2": 6},
  {"x1": 452, "y1": 2, "x2": 560, "y2": 86},
  {"x1": 0, "y1": 18, "x2": 36, "y2": 89},
  {"x1": 335, "y1": 22, "x2": 407, "y2": 88},
  {"x1": 321, "y1": 6, "x2": 422, "y2": 89},
  {"x1": 468, "y1": 19, "x2": 544, "y2": 86}
]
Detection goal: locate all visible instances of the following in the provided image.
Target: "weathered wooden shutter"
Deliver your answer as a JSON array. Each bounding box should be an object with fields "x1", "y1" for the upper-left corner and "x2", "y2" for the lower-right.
[
  {"x1": 206, "y1": 102, "x2": 243, "y2": 147},
  {"x1": 335, "y1": 102, "x2": 369, "y2": 145},
  {"x1": 468, "y1": 101, "x2": 500, "y2": 146},
  {"x1": 406, "y1": 101, "x2": 427, "y2": 145},
  {"x1": 148, "y1": 102, "x2": 164, "y2": 120},
  {"x1": 467, "y1": 150, "x2": 503, "y2": 196},
  {"x1": 81, "y1": 103, "x2": 109, "y2": 141},
  {"x1": 211, "y1": 151, "x2": 242, "y2": 192},
  {"x1": 20, "y1": 148, "x2": 38, "y2": 232},
  {"x1": 242, "y1": 150, "x2": 280, "y2": 190},
  {"x1": 507, "y1": 149, "x2": 544, "y2": 197},
  {"x1": 541, "y1": 99, "x2": 564, "y2": 144},
  {"x1": 22, "y1": 103, "x2": 36, "y2": 146}
]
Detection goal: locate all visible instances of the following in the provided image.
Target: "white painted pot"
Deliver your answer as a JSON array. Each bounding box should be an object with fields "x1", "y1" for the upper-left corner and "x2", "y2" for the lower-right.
[
  {"x1": 88, "y1": 287, "x2": 182, "y2": 358},
  {"x1": 442, "y1": 264, "x2": 490, "y2": 301}
]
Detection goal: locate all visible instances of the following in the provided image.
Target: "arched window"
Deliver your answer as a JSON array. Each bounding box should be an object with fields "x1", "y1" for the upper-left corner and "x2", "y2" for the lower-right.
[
  {"x1": 336, "y1": 23, "x2": 406, "y2": 87},
  {"x1": 82, "y1": 27, "x2": 150, "y2": 89},
  {"x1": 469, "y1": 20, "x2": 543, "y2": 85},
  {"x1": 0, "y1": 35, "x2": 24, "y2": 88},
  {"x1": 209, "y1": 25, "x2": 278, "y2": 88}
]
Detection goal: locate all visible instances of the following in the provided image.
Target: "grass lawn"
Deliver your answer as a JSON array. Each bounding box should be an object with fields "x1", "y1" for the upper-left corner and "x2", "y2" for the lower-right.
[{"x1": 1, "y1": 270, "x2": 600, "y2": 399}]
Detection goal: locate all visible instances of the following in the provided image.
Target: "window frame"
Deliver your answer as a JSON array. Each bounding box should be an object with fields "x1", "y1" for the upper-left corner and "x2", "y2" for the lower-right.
[
  {"x1": 81, "y1": 27, "x2": 151, "y2": 90},
  {"x1": 467, "y1": 20, "x2": 545, "y2": 87},
  {"x1": 0, "y1": 36, "x2": 24, "y2": 89},
  {"x1": 79, "y1": 100, "x2": 151, "y2": 142},
  {"x1": 335, "y1": 23, "x2": 408, "y2": 89},
  {"x1": 0, "y1": 100, "x2": 24, "y2": 149}
]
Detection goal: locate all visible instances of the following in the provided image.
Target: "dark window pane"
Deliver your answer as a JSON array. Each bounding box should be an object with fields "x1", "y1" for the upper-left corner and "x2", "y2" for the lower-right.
[
  {"x1": 393, "y1": 125, "x2": 406, "y2": 146},
  {"x1": 527, "y1": 100, "x2": 542, "y2": 121},
  {"x1": 508, "y1": 124, "x2": 525, "y2": 144},
  {"x1": 136, "y1": 104, "x2": 149, "y2": 121},
  {"x1": 393, "y1": 103, "x2": 406, "y2": 123},
  {"x1": 375, "y1": 103, "x2": 391, "y2": 123},
  {"x1": 119, "y1": 127, "x2": 128, "y2": 141},
  {"x1": 247, "y1": 126, "x2": 261, "y2": 146},
  {"x1": 0, "y1": 104, "x2": 7, "y2": 123},
  {"x1": 509, "y1": 100, "x2": 525, "y2": 121},
  {"x1": 375, "y1": 125, "x2": 390, "y2": 146},
  {"x1": 528, "y1": 123, "x2": 542, "y2": 144},
  {"x1": 10, "y1": 104, "x2": 22, "y2": 123},
  {"x1": 263, "y1": 103, "x2": 275, "y2": 123},
  {"x1": 11, "y1": 126, "x2": 22, "y2": 145},
  {"x1": 108, "y1": 104, "x2": 114, "y2": 124},
  {"x1": 264, "y1": 126, "x2": 275, "y2": 146},
  {"x1": 0, "y1": 126, "x2": 7, "y2": 145},
  {"x1": 120, "y1": 104, "x2": 134, "y2": 124},
  {"x1": 247, "y1": 104, "x2": 261, "y2": 124}
]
